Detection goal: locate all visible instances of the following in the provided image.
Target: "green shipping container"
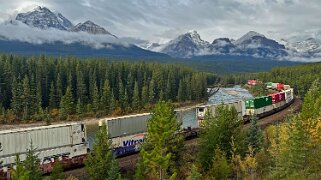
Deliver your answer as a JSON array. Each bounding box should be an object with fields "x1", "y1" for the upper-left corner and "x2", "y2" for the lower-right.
[
  {"x1": 245, "y1": 96, "x2": 272, "y2": 109},
  {"x1": 266, "y1": 82, "x2": 273, "y2": 87}
]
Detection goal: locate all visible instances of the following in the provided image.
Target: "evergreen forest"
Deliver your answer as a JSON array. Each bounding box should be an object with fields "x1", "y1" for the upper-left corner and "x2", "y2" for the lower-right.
[{"x1": 0, "y1": 54, "x2": 216, "y2": 123}]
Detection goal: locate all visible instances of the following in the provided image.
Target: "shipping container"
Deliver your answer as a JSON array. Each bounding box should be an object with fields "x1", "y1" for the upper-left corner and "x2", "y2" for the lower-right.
[
  {"x1": 245, "y1": 96, "x2": 272, "y2": 109},
  {"x1": 101, "y1": 113, "x2": 151, "y2": 138},
  {"x1": 196, "y1": 101, "x2": 245, "y2": 123},
  {"x1": 284, "y1": 85, "x2": 290, "y2": 90},
  {"x1": 266, "y1": 82, "x2": 273, "y2": 88},
  {"x1": 247, "y1": 80, "x2": 257, "y2": 85},
  {"x1": 272, "y1": 83, "x2": 279, "y2": 89},
  {"x1": 268, "y1": 92, "x2": 285, "y2": 104},
  {"x1": 280, "y1": 92, "x2": 285, "y2": 101},
  {"x1": 277, "y1": 83, "x2": 284, "y2": 90},
  {"x1": 284, "y1": 88, "x2": 294, "y2": 103},
  {"x1": 0, "y1": 123, "x2": 88, "y2": 172}
]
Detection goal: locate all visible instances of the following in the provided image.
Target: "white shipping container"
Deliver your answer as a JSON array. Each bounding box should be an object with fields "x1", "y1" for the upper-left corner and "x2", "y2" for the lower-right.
[
  {"x1": 284, "y1": 88, "x2": 294, "y2": 103},
  {"x1": 102, "y1": 113, "x2": 151, "y2": 138},
  {"x1": 0, "y1": 123, "x2": 87, "y2": 168},
  {"x1": 272, "y1": 83, "x2": 279, "y2": 88},
  {"x1": 196, "y1": 100, "x2": 245, "y2": 122}
]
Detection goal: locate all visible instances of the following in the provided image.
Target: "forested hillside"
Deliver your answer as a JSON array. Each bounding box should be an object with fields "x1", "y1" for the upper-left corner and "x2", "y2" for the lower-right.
[
  {"x1": 0, "y1": 54, "x2": 216, "y2": 123},
  {"x1": 221, "y1": 62, "x2": 321, "y2": 97}
]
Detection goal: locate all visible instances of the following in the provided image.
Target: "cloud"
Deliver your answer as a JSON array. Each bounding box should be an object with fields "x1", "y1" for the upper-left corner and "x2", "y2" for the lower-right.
[
  {"x1": 0, "y1": 22, "x2": 134, "y2": 48},
  {"x1": 0, "y1": 0, "x2": 321, "y2": 43}
]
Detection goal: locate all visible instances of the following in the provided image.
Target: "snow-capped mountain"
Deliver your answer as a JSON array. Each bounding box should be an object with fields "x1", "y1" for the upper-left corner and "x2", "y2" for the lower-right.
[
  {"x1": 16, "y1": 6, "x2": 73, "y2": 30},
  {"x1": 155, "y1": 30, "x2": 288, "y2": 59},
  {"x1": 160, "y1": 30, "x2": 210, "y2": 58},
  {"x1": 234, "y1": 31, "x2": 285, "y2": 50},
  {"x1": 232, "y1": 31, "x2": 287, "y2": 58},
  {"x1": 70, "y1": 20, "x2": 117, "y2": 37},
  {"x1": 14, "y1": 6, "x2": 115, "y2": 37}
]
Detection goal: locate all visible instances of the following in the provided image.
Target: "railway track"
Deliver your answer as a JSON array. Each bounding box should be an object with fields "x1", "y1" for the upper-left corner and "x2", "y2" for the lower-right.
[{"x1": 64, "y1": 98, "x2": 302, "y2": 179}]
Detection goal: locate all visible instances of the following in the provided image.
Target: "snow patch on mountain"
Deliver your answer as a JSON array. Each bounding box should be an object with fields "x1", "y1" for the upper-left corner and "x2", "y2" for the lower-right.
[
  {"x1": 16, "y1": 6, "x2": 72, "y2": 30},
  {"x1": 70, "y1": 20, "x2": 116, "y2": 37}
]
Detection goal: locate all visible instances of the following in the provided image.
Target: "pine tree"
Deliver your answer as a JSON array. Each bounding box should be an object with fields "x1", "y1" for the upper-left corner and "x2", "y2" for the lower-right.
[
  {"x1": 92, "y1": 81, "x2": 100, "y2": 114},
  {"x1": 148, "y1": 79, "x2": 155, "y2": 103},
  {"x1": 139, "y1": 101, "x2": 184, "y2": 179},
  {"x1": 23, "y1": 141, "x2": 42, "y2": 180},
  {"x1": 246, "y1": 116, "x2": 263, "y2": 153},
  {"x1": 132, "y1": 81, "x2": 140, "y2": 110},
  {"x1": 10, "y1": 155, "x2": 30, "y2": 180},
  {"x1": 22, "y1": 76, "x2": 31, "y2": 121},
  {"x1": 76, "y1": 98, "x2": 83, "y2": 120},
  {"x1": 49, "y1": 82, "x2": 56, "y2": 109},
  {"x1": 141, "y1": 84, "x2": 149, "y2": 107},
  {"x1": 209, "y1": 147, "x2": 231, "y2": 179},
  {"x1": 56, "y1": 74, "x2": 63, "y2": 105},
  {"x1": 11, "y1": 77, "x2": 23, "y2": 119},
  {"x1": 59, "y1": 86, "x2": 74, "y2": 120},
  {"x1": 85, "y1": 122, "x2": 120, "y2": 180},
  {"x1": 177, "y1": 79, "x2": 185, "y2": 102},
  {"x1": 186, "y1": 165, "x2": 202, "y2": 180},
  {"x1": 198, "y1": 105, "x2": 242, "y2": 171},
  {"x1": 50, "y1": 161, "x2": 65, "y2": 180},
  {"x1": 101, "y1": 80, "x2": 111, "y2": 114}
]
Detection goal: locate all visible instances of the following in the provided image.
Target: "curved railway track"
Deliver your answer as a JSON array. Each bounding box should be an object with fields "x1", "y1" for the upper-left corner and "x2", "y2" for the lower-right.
[{"x1": 64, "y1": 98, "x2": 302, "y2": 179}]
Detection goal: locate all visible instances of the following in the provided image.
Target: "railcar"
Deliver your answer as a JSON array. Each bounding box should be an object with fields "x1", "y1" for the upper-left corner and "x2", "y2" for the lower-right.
[{"x1": 0, "y1": 123, "x2": 88, "y2": 179}]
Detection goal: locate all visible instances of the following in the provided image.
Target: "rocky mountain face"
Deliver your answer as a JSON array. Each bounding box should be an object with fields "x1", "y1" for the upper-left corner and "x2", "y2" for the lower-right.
[
  {"x1": 15, "y1": 6, "x2": 115, "y2": 37},
  {"x1": 161, "y1": 31, "x2": 210, "y2": 58},
  {"x1": 70, "y1": 20, "x2": 117, "y2": 37},
  {"x1": 16, "y1": 6, "x2": 73, "y2": 30}
]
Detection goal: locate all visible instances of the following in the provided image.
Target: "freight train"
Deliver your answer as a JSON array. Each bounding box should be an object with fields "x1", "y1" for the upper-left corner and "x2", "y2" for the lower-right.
[
  {"x1": 0, "y1": 110, "x2": 196, "y2": 178},
  {"x1": 0, "y1": 82, "x2": 294, "y2": 179},
  {"x1": 196, "y1": 82, "x2": 294, "y2": 122}
]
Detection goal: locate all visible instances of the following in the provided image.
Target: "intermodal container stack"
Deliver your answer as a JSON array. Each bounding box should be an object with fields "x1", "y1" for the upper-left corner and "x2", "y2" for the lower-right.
[
  {"x1": 245, "y1": 96, "x2": 272, "y2": 109},
  {"x1": 277, "y1": 83, "x2": 284, "y2": 91},
  {"x1": 247, "y1": 80, "x2": 257, "y2": 85}
]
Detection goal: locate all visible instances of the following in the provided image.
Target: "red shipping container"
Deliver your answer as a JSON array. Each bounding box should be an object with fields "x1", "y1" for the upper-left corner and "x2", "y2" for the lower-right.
[
  {"x1": 277, "y1": 83, "x2": 284, "y2": 90},
  {"x1": 247, "y1": 80, "x2": 257, "y2": 85},
  {"x1": 280, "y1": 92, "x2": 285, "y2": 101},
  {"x1": 268, "y1": 93, "x2": 282, "y2": 103}
]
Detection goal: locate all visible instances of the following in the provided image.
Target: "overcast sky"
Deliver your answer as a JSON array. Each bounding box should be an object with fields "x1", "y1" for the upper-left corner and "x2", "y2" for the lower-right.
[{"x1": 0, "y1": 0, "x2": 320, "y2": 42}]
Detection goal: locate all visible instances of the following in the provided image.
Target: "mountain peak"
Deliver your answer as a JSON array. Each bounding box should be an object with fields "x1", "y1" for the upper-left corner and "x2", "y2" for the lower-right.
[
  {"x1": 15, "y1": 6, "x2": 73, "y2": 30},
  {"x1": 70, "y1": 20, "x2": 117, "y2": 37},
  {"x1": 34, "y1": 6, "x2": 50, "y2": 12},
  {"x1": 234, "y1": 31, "x2": 265, "y2": 45}
]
